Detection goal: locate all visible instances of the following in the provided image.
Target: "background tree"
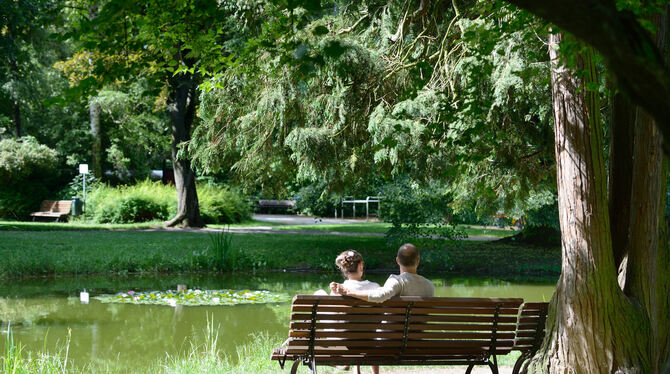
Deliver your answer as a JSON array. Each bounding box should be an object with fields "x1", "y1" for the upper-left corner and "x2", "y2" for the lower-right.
[{"x1": 64, "y1": 0, "x2": 264, "y2": 227}]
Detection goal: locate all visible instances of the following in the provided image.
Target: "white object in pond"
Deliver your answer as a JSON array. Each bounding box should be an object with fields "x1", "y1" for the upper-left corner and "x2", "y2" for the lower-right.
[
  {"x1": 80, "y1": 290, "x2": 89, "y2": 304},
  {"x1": 167, "y1": 299, "x2": 177, "y2": 307}
]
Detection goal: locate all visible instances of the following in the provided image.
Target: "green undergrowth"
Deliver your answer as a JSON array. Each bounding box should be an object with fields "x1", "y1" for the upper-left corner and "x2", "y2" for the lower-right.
[
  {"x1": 85, "y1": 180, "x2": 251, "y2": 224},
  {"x1": 0, "y1": 230, "x2": 559, "y2": 278}
]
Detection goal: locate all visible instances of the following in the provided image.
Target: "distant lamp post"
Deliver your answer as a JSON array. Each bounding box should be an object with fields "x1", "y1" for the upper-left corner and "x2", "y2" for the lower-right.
[{"x1": 79, "y1": 164, "x2": 89, "y2": 211}]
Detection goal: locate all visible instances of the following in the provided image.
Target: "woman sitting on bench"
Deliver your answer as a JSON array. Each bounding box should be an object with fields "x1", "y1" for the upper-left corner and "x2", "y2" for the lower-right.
[{"x1": 316, "y1": 250, "x2": 380, "y2": 374}]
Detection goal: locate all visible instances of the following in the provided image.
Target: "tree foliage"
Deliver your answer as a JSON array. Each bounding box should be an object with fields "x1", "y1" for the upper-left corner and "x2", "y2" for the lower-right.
[{"x1": 190, "y1": 0, "x2": 556, "y2": 217}]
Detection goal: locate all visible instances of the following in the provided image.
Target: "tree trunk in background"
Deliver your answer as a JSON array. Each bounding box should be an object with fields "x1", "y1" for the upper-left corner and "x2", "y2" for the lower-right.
[
  {"x1": 526, "y1": 32, "x2": 649, "y2": 374},
  {"x1": 164, "y1": 71, "x2": 203, "y2": 228},
  {"x1": 13, "y1": 100, "x2": 21, "y2": 138},
  {"x1": 89, "y1": 99, "x2": 102, "y2": 178}
]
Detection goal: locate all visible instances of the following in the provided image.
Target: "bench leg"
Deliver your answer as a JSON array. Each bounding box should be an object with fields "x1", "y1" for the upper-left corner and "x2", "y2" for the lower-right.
[
  {"x1": 465, "y1": 364, "x2": 475, "y2": 374},
  {"x1": 290, "y1": 360, "x2": 300, "y2": 374},
  {"x1": 512, "y1": 352, "x2": 530, "y2": 374},
  {"x1": 487, "y1": 360, "x2": 499, "y2": 374}
]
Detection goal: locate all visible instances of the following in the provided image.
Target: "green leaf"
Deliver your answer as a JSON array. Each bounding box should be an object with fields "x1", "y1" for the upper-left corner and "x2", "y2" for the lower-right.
[{"x1": 312, "y1": 25, "x2": 329, "y2": 36}]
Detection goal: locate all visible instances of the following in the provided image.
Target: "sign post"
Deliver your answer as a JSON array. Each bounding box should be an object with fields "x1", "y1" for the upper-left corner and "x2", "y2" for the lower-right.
[{"x1": 79, "y1": 164, "x2": 89, "y2": 212}]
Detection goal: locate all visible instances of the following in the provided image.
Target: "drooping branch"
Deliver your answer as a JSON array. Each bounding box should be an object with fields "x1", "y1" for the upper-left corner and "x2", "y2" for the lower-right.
[
  {"x1": 389, "y1": 0, "x2": 429, "y2": 42},
  {"x1": 504, "y1": 0, "x2": 670, "y2": 153},
  {"x1": 337, "y1": 13, "x2": 369, "y2": 35}
]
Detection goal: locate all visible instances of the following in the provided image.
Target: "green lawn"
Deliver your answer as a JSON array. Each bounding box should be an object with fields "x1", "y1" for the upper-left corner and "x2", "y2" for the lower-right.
[
  {"x1": 276, "y1": 222, "x2": 516, "y2": 238},
  {"x1": 0, "y1": 229, "x2": 559, "y2": 278},
  {"x1": 276, "y1": 222, "x2": 391, "y2": 233},
  {"x1": 0, "y1": 219, "x2": 277, "y2": 231}
]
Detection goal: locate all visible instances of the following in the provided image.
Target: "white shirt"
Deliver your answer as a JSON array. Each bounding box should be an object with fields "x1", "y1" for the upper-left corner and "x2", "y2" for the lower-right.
[
  {"x1": 314, "y1": 279, "x2": 380, "y2": 296},
  {"x1": 342, "y1": 279, "x2": 381, "y2": 291},
  {"x1": 367, "y1": 273, "x2": 434, "y2": 303}
]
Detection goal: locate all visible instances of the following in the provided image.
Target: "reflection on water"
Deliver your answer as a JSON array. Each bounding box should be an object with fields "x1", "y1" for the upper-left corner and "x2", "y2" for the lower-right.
[{"x1": 0, "y1": 273, "x2": 555, "y2": 371}]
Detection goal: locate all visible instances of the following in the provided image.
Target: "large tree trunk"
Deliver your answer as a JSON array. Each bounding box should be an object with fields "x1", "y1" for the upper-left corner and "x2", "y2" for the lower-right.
[
  {"x1": 622, "y1": 10, "x2": 670, "y2": 373},
  {"x1": 89, "y1": 99, "x2": 103, "y2": 178},
  {"x1": 526, "y1": 32, "x2": 649, "y2": 374},
  {"x1": 164, "y1": 71, "x2": 203, "y2": 228}
]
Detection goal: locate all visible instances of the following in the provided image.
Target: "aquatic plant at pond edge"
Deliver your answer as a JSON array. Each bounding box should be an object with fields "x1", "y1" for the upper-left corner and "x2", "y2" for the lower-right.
[
  {"x1": 209, "y1": 228, "x2": 236, "y2": 271},
  {"x1": 1, "y1": 324, "x2": 73, "y2": 374},
  {"x1": 94, "y1": 289, "x2": 290, "y2": 306}
]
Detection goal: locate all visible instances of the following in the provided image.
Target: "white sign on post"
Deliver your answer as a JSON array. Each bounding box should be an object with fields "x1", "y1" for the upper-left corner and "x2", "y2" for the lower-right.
[{"x1": 79, "y1": 164, "x2": 89, "y2": 174}]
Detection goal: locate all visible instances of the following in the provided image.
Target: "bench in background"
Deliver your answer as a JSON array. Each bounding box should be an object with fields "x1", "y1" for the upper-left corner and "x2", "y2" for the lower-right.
[
  {"x1": 258, "y1": 200, "x2": 296, "y2": 213},
  {"x1": 30, "y1": 200, "x2": 72, "y2": 222},
  {"x1": 272, "y1": 295, "x2": 548, "y2": 374}
]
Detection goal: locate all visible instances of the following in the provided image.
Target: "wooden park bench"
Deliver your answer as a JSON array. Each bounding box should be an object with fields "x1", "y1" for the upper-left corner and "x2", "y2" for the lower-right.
[
  {"x1": 30, "y1": 200, "x2": 72, "y2": 222},
  {"x1": 258, "y1": 200, "x2": 297, "y2": 212},
  {"x1": 271, "y1": 295, "x2": 548, "y2": 374}
]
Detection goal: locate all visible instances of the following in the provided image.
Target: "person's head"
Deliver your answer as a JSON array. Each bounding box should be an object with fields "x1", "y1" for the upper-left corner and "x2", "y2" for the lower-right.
[
  {"x1": 335, "y1": 250, "x2": 364, "y2": 279},
  {"x1": 396, "y1": 243, "x2": 420, "y2": 269}
]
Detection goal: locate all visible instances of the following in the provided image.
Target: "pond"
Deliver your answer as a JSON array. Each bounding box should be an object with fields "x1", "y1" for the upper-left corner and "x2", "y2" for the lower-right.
[{"x1": 0, "y1": 273, "x2": 556, "y2": 371}]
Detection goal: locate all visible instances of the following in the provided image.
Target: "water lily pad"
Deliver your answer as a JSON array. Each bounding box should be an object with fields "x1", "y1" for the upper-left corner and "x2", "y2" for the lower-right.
[{"x1": 93, "y1": 289, "x2": 290, "y2": 306}]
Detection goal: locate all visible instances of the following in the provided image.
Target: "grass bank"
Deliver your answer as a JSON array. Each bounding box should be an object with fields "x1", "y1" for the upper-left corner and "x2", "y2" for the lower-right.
[
  {"x1": 2, "y1": 325, "x2": 522, "y2": 374},
  {"x1": 0, "y1": 229, "x2": 559, "y2": 278},
  {"x1": 0, "y1": 219, "x2": 277, "y2": 231},
  {"x1": 275, "y1": 222, "x2": 516, "y2": 238}
]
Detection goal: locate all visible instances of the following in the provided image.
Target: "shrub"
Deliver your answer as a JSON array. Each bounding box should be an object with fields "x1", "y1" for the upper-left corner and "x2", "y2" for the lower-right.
[
  {"x1": 0, "y1": 137, "x2": 60, "y2": 219},
  {"x1": 378, "y1": 177, "x2": 463, "y2": 246},
  {"x1": 86, "y1": 180, "x2": 251, "y2": 224},
  {"x1": 199, "y1": 184, "x2": 252, "y2": 224},
  {"x1": 87, "y1": 181, "x2": 174, "y2": 224},
  {"x1": 293, "y1": 183, "x2": 340, "y2": 217}
]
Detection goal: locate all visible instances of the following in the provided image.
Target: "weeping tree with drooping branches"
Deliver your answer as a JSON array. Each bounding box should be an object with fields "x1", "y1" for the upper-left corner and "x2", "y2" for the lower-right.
[{"x1": 190, "y1": 0, "x2": 556, "y2": 216}]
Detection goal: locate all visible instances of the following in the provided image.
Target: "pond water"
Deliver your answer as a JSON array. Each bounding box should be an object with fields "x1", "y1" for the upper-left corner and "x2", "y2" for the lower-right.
[{"x1": 0, "y1": 273, "x2": 556, "y2": 371}]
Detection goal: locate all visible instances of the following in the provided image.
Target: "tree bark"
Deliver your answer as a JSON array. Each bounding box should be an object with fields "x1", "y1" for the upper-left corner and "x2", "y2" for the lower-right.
[
  {"x1": 90, "y1": 99, "x2": 103, "y2": 178},
  {"x1": 623, "y1": 10, "x2": 670, "y2": 373},
  {"x1": 13, "y1": 100, "x2": 21, "y2": 138},
  {"x1": 503, "y1": 0, "x2": 670, "y2": 154},
  {"x1": 608, "y1": 91, "x2": 635, "y2": 271},
  {"x1": 526, "y1": 32, "x2": 649, "y2": 374},
  {"x1": 164, "y1": 71, "x2": 203, "y2": 228}
]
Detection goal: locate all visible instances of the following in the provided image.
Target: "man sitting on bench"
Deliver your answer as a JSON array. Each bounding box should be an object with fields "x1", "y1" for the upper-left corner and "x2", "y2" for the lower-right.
[{"x1": 330, "y1": 243, "x2": 434, "y2": 302}]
